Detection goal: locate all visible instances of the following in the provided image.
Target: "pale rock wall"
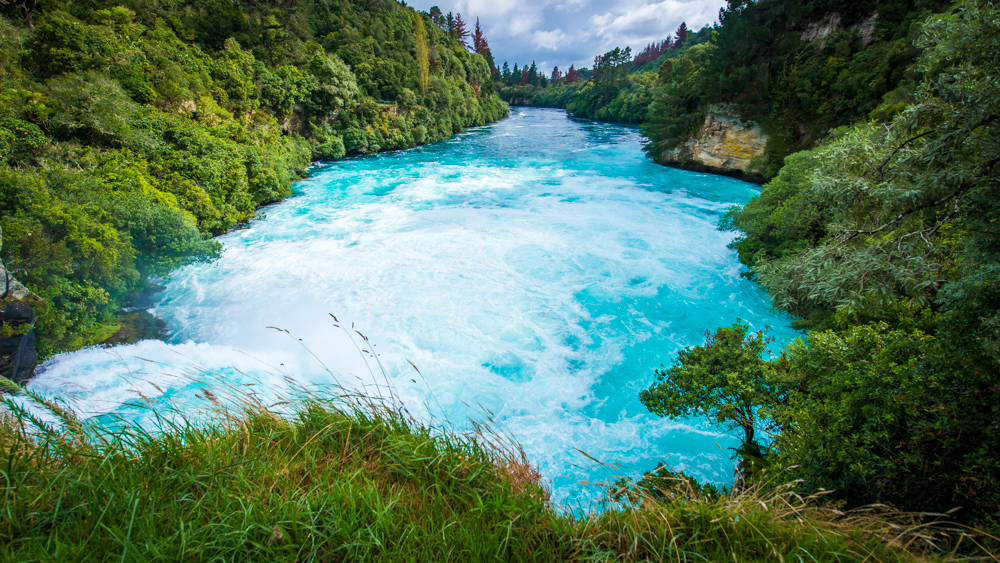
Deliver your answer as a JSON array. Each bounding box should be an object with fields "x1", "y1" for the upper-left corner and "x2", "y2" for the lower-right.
[
  {"x1": 801, "y1": 12, "x2": 878, "y2": 47},
  {"x1": 657, "y1": 105, "x2": 768, "y2": 183}
]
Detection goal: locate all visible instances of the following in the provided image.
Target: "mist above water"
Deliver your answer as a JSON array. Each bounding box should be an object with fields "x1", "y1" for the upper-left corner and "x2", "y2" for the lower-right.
[{"x1": 30, "y1": 108, "x2": 797, "y2": 507}]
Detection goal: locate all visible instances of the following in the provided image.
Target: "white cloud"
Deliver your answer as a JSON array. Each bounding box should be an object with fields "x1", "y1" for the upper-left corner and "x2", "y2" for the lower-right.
[
  {"x1": 533, "y1": 29, "x2": 568, "y2": 51},
  {"x1": 508, "y1": 13, "x2": 542, "y2": 36},
  {"x1": 406, "y1": 0, "x2": 727, "y2": 72}
]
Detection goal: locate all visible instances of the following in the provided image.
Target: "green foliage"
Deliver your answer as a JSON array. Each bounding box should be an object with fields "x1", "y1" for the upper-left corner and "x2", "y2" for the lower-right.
[
  {"x1": 313, "y1": 135, "x2": 345, "y2": 161},
  {"x1": 731, "y1": 0, "x2": 1000, "y2": 320},
  {"x1": 304, "y1": 51, "x2": 359, "y2": 114},
  {"x1": 0, "y1": 114, "x2": 47, "y2": 166},
  {"x1": 641, "y1": 44, "x2": 714, "y2": 157},
  {"x1": 0, "y1": 1, "x2": 506, "y2": 356},
  {"x1": 612, "y1": 462, "x2": 726, "y2": 505},
  {"x1": 497, "y1": 27, "x2": 713, "y2": 125},
  {"x1": 690, "y1": 0, "x2": 1000, "y2": 528},
  {"x1": 45, "y1": 71, "x2": 153, "y2": 148},
  {"x1": 772, "y1": 322, "x2": 1000, "y2": 520},
  {"x1": 639, "y1": 0, "x2": 952, "y2": 180},
  {"x1": 722, "y1": 149, "x2": 827, "y2": 268},
  {"x1": 500, "y1": 74, "x2": 653, "y2": 124},
  {"x1": 641, "y1": 322, "x2": 778, "y2": 457}
]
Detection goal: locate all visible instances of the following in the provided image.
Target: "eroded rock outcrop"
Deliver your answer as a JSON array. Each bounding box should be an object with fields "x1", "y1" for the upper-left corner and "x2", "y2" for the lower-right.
[
  {"x1": 657, "y1": 105, "x2": 768, "y2": 183},
  {"x1": 801, "y1": 12, "x2": 878, "y2": 47},
  {"x1": 0, "y1": 227, "x2": 42, "y2": 383}
]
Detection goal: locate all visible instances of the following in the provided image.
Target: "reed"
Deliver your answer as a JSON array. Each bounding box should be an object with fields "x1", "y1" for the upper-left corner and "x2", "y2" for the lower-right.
[{"x1": 2, "y1": 372, "x2": 994, "y2": 562}]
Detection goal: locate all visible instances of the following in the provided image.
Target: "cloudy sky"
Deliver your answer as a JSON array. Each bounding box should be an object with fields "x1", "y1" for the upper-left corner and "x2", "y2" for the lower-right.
[{"x1": 405, "y1": 0, "x2": 728, "y2": 73}]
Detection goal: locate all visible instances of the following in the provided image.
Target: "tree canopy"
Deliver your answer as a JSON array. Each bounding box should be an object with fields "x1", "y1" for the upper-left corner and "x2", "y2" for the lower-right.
[{"x1": 0, "y1": 0, "x2": 506, "y2": 355}]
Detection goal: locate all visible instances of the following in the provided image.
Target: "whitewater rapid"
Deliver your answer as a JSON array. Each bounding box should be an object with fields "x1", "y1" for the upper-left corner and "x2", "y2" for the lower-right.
[{"x1": 29, "y1": 108, "x2": 796, "y2": 507}]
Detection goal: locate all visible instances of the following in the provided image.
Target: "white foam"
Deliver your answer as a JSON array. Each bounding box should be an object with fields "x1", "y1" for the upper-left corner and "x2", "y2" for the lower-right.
[{"x1": 30, "y1": 109, "x2": 796, "y2": 506}]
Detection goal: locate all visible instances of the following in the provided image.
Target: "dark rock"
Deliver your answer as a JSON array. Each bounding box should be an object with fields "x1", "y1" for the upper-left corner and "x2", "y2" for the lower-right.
[
  {"x1": 0, "y1": 304, "x2": 37, "y2": 383},
  {"x1": 12, "y1": 329, "x2": 36, "y2": 383},
  {"x1": 1, "y1": 225, "x2": 41, "y2": 382},
  {"x1": 658, "y1": 159, "x2": 767, "y2": 185},
  {"x1": 0, "y1": 301, "x2": 35, "y2": 322},
  {"x1": 101, "y1": 310, "x2": 169, "y2": 345}
]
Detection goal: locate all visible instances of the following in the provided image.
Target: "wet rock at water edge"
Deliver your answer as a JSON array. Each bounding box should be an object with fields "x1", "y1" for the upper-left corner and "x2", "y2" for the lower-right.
[{"x1": 0, "y1": 301, "x2": 38, "y2": 383}]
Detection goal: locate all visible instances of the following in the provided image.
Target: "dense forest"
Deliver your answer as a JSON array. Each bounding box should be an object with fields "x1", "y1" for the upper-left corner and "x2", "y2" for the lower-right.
[
  {"x1": 0, "y1": 0, "x2": 507, "y2": 356},
  {"x1": 627, "y1": 0, "x2": 1000, "y2": 535}
]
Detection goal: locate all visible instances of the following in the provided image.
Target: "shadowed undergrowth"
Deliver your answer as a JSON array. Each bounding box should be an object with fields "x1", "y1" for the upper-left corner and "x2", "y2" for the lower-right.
[{"x1": 0, "y1": 378, "x2": 991, "y2": 562}]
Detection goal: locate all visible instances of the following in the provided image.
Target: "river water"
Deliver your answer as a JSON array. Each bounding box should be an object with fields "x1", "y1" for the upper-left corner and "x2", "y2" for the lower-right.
[{"x1": 29, "y1": 108, "x2": 796, "y2": 507}]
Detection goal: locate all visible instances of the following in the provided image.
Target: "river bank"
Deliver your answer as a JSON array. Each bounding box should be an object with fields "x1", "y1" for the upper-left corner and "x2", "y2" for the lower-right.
[{"x1": 27, "y1": 108, "x2": 796, "y2": 507}]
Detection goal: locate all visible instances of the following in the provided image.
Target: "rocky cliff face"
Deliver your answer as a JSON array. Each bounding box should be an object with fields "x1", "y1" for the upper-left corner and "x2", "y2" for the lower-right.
[
  {"x1": 1, "y1": 228, "x2": 41, "y2": 383},
  {"x1": 800, "y1": 12, "x2": 878, "y2": 47},
  {"x1": 657, "y1": 105, "x2": 768, "y2": 183}
]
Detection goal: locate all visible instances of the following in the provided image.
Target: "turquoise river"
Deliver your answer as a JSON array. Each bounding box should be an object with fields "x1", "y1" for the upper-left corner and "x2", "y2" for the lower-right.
[{"x1": 28, "y1": 108, "x2": 798, "y2": 507}]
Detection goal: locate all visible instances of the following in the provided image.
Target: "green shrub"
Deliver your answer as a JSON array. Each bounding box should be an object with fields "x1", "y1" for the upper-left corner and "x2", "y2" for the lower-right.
[{"x1": 314, "y1": 136, "x2": 345, "y2": 160}]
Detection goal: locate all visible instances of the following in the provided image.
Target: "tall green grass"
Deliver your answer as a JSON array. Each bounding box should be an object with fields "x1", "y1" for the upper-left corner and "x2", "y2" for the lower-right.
[{"x1": 0, "y1": 377, "x2": 990, "y2": 562}]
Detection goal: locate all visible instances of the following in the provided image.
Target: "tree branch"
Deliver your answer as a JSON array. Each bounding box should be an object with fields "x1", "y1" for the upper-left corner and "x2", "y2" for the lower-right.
[{"x1": 869, "y1": 130, "x2": 934, "y2": 182}]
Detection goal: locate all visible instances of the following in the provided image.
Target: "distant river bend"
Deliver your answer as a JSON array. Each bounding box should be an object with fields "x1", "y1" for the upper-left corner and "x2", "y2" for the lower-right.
[{"x1": 31, "y1": 108, "x2": 797, "y2": 507}]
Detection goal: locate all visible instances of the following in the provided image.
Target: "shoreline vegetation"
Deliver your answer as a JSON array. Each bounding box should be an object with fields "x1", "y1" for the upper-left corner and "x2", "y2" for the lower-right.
[{"x1": 1, "y1": 376, "x2": 989, "y2": 562}]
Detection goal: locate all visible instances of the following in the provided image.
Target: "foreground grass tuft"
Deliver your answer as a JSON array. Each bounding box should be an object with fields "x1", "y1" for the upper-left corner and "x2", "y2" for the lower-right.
[{"x1": 0, "y1": 381, "x2": 989, "y2": 562}]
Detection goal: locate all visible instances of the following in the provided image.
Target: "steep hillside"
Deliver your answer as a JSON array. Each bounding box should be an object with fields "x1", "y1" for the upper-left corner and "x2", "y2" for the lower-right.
[
  {"x1": 643, "y1": 0, "x2": 952, "y2": 178},
  {"x1": 0, "y1": 0, "x2": 506, "y2": 359}
]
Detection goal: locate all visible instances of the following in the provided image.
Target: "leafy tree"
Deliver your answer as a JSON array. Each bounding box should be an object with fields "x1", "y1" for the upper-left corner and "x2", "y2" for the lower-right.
[
  {"x1": 429, "y1": 6, "x2": 444, "y2": 28},
  {"x1": 708, "y1": 0, "x2": 1000, "y2": 525},
  {"x1": 742, "y1": 0, "x2": 1000, "y2": 319},
  {"x1": 641, "y1": 44, "x2": 714, "y2": 158},
  {"x1": 641, "y1": 322, "x2": 779, "y2": 460},
  {"x1": 636, "y1": 0, "x2": 952, "y2": 181},
  {"x1": 0, "y1": 0, "x2": 36, "y2": 29},
  {"x1": 414, "y1": 15, "x2": 430, "y2": 95},
  {"x1": 0, "y1": 0, "x2": 507, "y2": 355}
]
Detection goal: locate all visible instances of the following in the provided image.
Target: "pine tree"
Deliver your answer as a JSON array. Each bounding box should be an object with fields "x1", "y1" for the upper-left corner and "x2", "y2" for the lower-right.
[
  {"x1": 673, "y1": 22, "x2": 688, "y2": 49},
  {"x1": 472, "y1": 18, "x2": 487, "y2": 53},
  {"x1": 565, "y1": 64, "x2": 578, "y2": 83},
  {"x1": 429, "y1": 6, "x2": 445, "y2": 28},
  {"x1": 472, "y1": 18, "x2": 495, "y2": 70},
  {"x1": 453, "y1": 13, "x2": 470, "y2": 47}
]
